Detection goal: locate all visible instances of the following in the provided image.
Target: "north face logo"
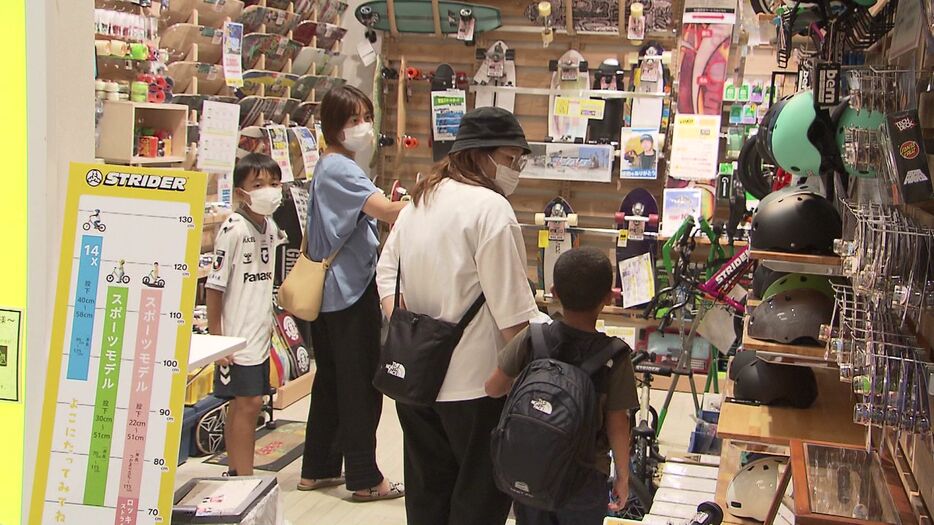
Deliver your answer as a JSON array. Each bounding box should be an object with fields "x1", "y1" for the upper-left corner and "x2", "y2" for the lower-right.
[
  {"x1": 531, "y1": 398, "x2": 553, "y2": 415},
  {"x1": 904, "y1": 169, "x2": 929, "y2": 185},
  {"x1": 386, "y1": 362, "x2": 406, "y2": 378}
]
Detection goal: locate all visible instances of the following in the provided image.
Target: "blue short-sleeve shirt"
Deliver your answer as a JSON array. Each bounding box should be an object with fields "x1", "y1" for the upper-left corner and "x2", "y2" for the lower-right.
[{"x1": 307, "y1": 153, "x2": 379, "y2": 312}]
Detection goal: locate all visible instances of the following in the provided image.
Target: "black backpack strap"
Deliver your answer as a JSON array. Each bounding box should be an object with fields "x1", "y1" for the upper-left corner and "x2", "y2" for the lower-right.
[
  {"x1": 580, "y1": 338, "x2": 631, "y2": 376},
  {"x1": 529, "y1": 322, "x2": 552, "y2": 361}
]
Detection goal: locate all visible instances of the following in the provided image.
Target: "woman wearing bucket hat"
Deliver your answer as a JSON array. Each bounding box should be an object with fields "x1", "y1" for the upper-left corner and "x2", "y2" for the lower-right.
[
  {"x1": 375, "y1": 107, "x2": 540, "y2": 525},
  {"x1": 297, "y1": 85, "x2": 406, "y2": 501}
]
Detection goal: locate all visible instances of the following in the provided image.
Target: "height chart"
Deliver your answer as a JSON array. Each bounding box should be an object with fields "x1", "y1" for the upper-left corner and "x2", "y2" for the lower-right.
[{"x1": 30, "y1": 163, "x2": 206, "y2": 525}]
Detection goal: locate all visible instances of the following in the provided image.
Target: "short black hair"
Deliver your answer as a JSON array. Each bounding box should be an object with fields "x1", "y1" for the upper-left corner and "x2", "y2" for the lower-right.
[
  {"x1": 234, "y1": 153, "x2": 281, "y2": 188},
  {"x1": 554, "y1": 247, "x2": 613, "y2": 312},
  {"x1": 319, "y1": 85, "x2": 374, "y2": 147}
]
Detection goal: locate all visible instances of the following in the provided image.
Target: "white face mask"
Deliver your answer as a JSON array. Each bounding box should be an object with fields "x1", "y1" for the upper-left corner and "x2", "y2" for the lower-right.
[
  {"x1": 488, "y1": 156, "x2": 521, "y2": 196},
  {"x1": 245, "y1": 186, "x2": 282, "y2": 216},
  {"x1": 342, "y1": 122, "x2": 374, "y2": 152}
]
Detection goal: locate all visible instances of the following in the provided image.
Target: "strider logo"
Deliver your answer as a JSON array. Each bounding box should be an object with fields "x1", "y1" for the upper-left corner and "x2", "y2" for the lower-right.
[
  {"x1": 243, "y1": 271, "x2": 273, "y2": 283},
  {"x1": 97, "y1": 171, "x2": 187, "y2": 191}
]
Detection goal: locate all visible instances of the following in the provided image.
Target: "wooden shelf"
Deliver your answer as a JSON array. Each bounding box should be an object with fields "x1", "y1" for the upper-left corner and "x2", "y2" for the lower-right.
[
  {"x1": 717, "y1": 366, "x2": 865, "y2": 448},
  {"x1": 742, "y1": 316, "x2": 831, "y2": 362},
  {"x1": 127, "y1": 155, "x2": 187, "y2": 165},
  {"x1": 749, "y1": 249, "x2": 843, "y2": 276},
  {"x1": 537, "y1": 298, "x2": 662, "y2": 328}
]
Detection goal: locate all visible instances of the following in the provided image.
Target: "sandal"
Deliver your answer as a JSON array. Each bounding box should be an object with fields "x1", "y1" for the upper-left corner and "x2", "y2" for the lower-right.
[
  {"x1": 297, "y1": 476, "x2": 345, "y2": 491},
  {"x1": 351, "y1": 481, "x2": 405, "y2": 502}
]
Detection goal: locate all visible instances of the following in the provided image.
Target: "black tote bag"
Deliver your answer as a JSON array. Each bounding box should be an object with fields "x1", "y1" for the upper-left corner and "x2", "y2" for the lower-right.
[{"x1": 373, "y1": 267, "x2": 485, "y2": 406}]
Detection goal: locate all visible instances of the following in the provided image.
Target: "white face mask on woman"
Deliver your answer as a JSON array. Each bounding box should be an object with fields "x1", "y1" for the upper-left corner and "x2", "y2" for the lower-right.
[
  {"x1": 244, "y1": 186, "x2": 283, "y2": 216},
  {"x1": 342, "y1": 121, "x2": 375, "y2": 152},
  {"x1": 488, "y1": 155, "x2": 521, "y2": 196}
]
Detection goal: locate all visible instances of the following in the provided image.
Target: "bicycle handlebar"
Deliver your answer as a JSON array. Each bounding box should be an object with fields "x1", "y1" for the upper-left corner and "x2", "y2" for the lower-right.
[
  {"x1": 631, "y1": 351, "x2": 651, "y2": 367},
  {"x1": 635, "y1": 361, "x2": 674, "y2": 377}
]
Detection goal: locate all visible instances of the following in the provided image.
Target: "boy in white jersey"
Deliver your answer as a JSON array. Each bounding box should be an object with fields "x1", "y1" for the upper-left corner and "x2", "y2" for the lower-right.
[{"x1": 207, "y1": 153, "x2": 284, "y2": 476}]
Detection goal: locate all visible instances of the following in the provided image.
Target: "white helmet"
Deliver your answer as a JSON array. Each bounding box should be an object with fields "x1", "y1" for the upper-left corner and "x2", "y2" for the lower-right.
[{"x1": 726, "y1": 456, "x2": 788, "y2": 521}]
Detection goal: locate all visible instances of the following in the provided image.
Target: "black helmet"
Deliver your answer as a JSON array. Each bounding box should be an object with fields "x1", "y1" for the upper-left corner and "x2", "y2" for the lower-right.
[
  {"x1": 751, "y1": 264, "x2": 786, "y2": 300},
  {"x1": 750, "y1": 193, "x2": 841, "y2": 254},
  {"x1": 748, "y1": 289, "x2": 834, "y2": 345},
  {"x1": 730, "y1": 351, "x2": 817, "y2": 408}
]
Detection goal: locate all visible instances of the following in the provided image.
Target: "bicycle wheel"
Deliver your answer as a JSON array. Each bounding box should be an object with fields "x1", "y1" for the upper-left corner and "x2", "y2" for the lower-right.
[{"x1": 613, "y1": 476, "x2": 654, "y2": 520}]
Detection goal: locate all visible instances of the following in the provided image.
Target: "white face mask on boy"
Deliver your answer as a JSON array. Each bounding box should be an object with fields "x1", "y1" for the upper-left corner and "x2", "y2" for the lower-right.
[
  {"x1": 488, "y1": 155, "x2": 521, "y2": 196},
  {"x1": 245, "y1": 186, "x2": 283, "y2": 216},
  {"x1": 342, "y1": 122, "x2": 375, "y2": 152}
]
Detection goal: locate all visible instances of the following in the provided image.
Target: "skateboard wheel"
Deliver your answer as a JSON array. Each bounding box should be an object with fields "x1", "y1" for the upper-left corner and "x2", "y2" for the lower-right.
[
  {"x1": 567, "y1": 213, "x2": 578, "y2": 227},
  {"x1": 403, "y1": 136, "x2": 418, "y2": 148},
  {"x1": 405, "y1": 67, "x2": 420, "y2": 80},
  {"x1": 538, "y1": 1, "x2": 552, "y2": 17},
  {"x1": 661, "y1": 51, "x2": 673, "y2": 65},
  {"x1": 534, "y1": 213, "x2": 546, "y2": 225},
  {"x1": 460, "y1": 8, "x2": 472, "y2": 18},
  {"x1": 648, "y1": 213, "x2": 659, "y2": 227},
  {"x1": 630, "y1": 2, "x2": 644, "y2": 16},
  {"x1": 360, "y1": 6, "x2": 372, "y2": 15},
  {"x1": 614, "y1": 211, "x2": 626, "y2": 224},
  {"x1": 535, "y1": 289, "x2": 546, "y2": 302}
]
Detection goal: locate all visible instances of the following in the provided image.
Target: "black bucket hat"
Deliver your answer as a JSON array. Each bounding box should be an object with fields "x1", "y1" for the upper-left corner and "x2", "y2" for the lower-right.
[{"x1": 449, "y1": 106, "x2": 531, "y2": 155}]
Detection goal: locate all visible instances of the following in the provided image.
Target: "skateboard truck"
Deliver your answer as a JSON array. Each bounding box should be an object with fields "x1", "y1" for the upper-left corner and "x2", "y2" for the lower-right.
[
  {"x1": 359, "y1": 6, "x2": 380, "y2": 43},
  {"x1": 378, "y1": 134, "x2": 396, "y2": 147},
  {"x1": 475, "y1": 43, "x2": 515, "y2": 81},
  {"x1": 615, "y1": 211, "x2": 659, "y2": 242}
]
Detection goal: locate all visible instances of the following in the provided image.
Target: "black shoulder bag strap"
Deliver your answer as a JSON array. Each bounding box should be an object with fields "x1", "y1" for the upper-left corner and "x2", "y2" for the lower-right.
[
  {"x1": 580, "y1": 338, "x2": 631, "y2": 376},
  {"x1": 529, "y1": 322, "x2": 552, "y2": 361},
  {"x1": 393, "y1": 262, "x2": 486, "y2": 329}
]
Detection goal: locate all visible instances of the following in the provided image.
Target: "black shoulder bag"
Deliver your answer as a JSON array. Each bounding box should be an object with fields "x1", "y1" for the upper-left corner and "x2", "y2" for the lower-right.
[{"x1": 373, "y1": 266, "x2": 486, "y2": 406}]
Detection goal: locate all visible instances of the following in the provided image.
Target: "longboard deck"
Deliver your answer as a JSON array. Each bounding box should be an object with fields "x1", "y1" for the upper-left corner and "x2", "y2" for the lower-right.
[
  {"x1": 615, "y1": 188, "x2": 658, "y2": 307},
  {"x1": 239, "y1": 96, "x2": 301, "y2": 127},
  {"x1": 355, "y1": 0, "x2": 502, "y2": 34},
  {"x1": 161, "y1": 24, "x2": 224, "y2": 64},
  {"x1": 292, "y1": 48, "x2": 345, "y2": 76},
  {"x1": 242, "y1": 33, "x2": 302, "y2": 71},
  {"x1": 293, "y1": 75, "x2": 347, "y2": 102},
  {"x1": 538, "y1": 197, "x2": 578, "y2": 296},
  {"x1": 245, "y1": 0, "x2": 315, "y2": 16},
  {"x1": 473, "y1": 40, "x2": 516, "y2": 112},
  {"x1": 293, "y1": 21, "x2": 347, "y2": 49},
  {"x1": 549, "y1": 49, "x2": 590, "y2": 141},
  {"x1": 430, "y1": 64, "x2": 457, "y2": 162},
  {"x1": 171, "y1": 94, "x2": 239, "y2": 114},
  {"x1": 525, "y1": 0, "x2": 619, "y2": 33},
  {"x1": 241, "y1": 70, "x2": 299, "y2": 98}
]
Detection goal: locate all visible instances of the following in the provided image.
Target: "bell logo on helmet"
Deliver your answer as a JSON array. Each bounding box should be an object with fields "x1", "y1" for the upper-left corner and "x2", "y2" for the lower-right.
[
  {"x1": 904, "y1": 169, "x2": 929, "y2": 185},
  {"x1": 385, "y1": 362, "x2": 406, "y2": 379},
  {"x1": 531, "y1": 398, "x2": 553, "y2": 415}
]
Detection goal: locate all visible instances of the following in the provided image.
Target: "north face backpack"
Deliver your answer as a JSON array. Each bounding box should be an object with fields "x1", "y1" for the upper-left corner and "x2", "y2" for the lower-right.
[{"x1": 491, "y1": 322, "x2": 629, "y2": 511}]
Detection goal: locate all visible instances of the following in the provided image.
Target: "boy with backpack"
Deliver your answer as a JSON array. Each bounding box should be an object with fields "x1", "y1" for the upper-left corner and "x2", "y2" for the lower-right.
[{"x1": 485, "y1": 247, "x2": 639, "y2": 524}]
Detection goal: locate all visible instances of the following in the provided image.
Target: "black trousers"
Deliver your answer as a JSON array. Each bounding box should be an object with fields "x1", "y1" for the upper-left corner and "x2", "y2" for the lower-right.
[
  {"x1": 301, "y1": 280, "x2": 384, "y2": 491},
  {"x1": 514, "y1": 469, "x2": 609, "y2": 525},
  {"x1": 397, "y1": 396, "x2": 512, "y2": 525}
]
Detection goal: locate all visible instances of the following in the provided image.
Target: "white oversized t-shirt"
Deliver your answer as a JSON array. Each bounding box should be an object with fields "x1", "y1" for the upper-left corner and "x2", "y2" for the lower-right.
[
  {"x1": 207, "y1": 211, "x2": 281, "y2": 366},
  {"x1": 376, "y1": 179, "x2": 539, "y2": 402}
]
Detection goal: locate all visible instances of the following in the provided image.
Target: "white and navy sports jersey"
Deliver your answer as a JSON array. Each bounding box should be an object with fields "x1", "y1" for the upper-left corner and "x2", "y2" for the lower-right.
[{"x1": 207, "y1": 211, "x2": 284, "y2": 366}]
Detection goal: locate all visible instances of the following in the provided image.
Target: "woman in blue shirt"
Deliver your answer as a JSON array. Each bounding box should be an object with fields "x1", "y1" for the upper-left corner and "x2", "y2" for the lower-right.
[{"x1": 298, "y1": 86, "x2": 407, "y2": 501}]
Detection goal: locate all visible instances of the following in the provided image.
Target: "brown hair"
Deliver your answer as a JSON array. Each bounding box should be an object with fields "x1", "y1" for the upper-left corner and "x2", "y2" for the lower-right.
[
  {"x1": 319, "y1": 85, "x2": 374, "y2": 147},
  {"x1": 411, "y1": 148, "x2": 500, "y2": 205}
]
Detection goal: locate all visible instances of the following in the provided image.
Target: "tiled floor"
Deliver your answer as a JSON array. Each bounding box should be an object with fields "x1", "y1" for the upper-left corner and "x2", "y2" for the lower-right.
[{"x1": 176, "y1": 390, "x2": 700, "y2": 524}]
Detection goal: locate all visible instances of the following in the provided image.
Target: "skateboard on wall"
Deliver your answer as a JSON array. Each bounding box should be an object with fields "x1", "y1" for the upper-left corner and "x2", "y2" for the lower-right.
[
  {"x1": 238, "y1": 125, "x2": 273, "y2": 158},
  {"x1": 290, "y1": 102, "x2": 320, "y2": 126},
  {"x1": 588, "y1": 58, "x2": 625, "y2": 144},
  {"x1": 167, "y1": 62, "x2": 230, "y2": 95},
  {"x1": 292, "y1": 48, "x2": 345, "y2": 76},
  {"x1": 242, "y1": 33, "x2": 303, "y2": 71},
  {"x1": 293, "y1": 21, "x2": 348, "y2": 50},
  {"x1": 239, "y1": 5, "x2": 301, "y2": 35},
  {"x1": 244, "y1": 0, "x2": 315, "y2": 16},
  {"x1": 473, "y1": 41, "x2": 516, "y2": 112},
  {"x1": 535, "y1": 197, "x2": 580, "y2": 300},
  {"x1": 615, "y1": 188, "x2": 659, "y2": 307},
  {"x1": 355, "y1": 0, "x2": 502, "y2": 38},
  {"x1": 239, "y1": 96, "x2": 301, "y2": 127},
  {"x1": 163, "y1": 0, "x2": 245, "y2": 27},
  {"x1": 430, "y1": 64, "x2": 460, "y2": 161},
  {"x1": 241, "y1": 70, "x2": 299, "y2": 98},
  {"x1": 319, "y1": 0, "x2": 351, "y2": 24},
  {"x1": 292, "y1": 75, "x2": 347, "y2": 101},
  {"x1": 161, "y1": 24, "x2": 224, "y2": 64},
  {"x1": 548, "y1": 49, "x2": 590, "y2": 143}
]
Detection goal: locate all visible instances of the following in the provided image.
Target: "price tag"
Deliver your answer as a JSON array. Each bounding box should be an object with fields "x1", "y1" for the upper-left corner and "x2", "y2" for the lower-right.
[
  {"x1": 538, "y1": 230, "x2": 550, "y2": 248},
  {"x1": 617, "y1": 229, "x2": 629, "y2": 247}
]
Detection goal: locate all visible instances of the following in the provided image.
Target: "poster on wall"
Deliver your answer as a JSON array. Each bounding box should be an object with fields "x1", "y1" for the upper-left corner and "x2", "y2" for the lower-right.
[
  {"x1": 620, "y1": 128, "x2": 661, "y2": 180},
  {"x1": 30, "y1": 163, "x2": 206, "y2": 525},
  {"x1": 661, "y1": 188, "x2": 703, "y2": 237},
  {"x1": 668, "y1": 114, "x2": 721, "y2": 181},
  {"x1": 430, "y1": 90, "x2": 467, "y2": 142},
  {"x1": 0, "y1": 308, "x2": 22, "y2": 401},
  {"x1": 520, "y1": 142, "x2": 615, "y2": 183},
  {"x1": 677, "y1": 23, "x2": 733, "y2": 115}
]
